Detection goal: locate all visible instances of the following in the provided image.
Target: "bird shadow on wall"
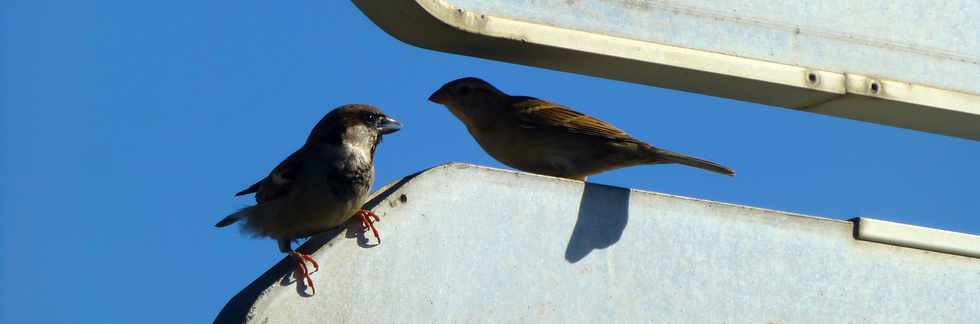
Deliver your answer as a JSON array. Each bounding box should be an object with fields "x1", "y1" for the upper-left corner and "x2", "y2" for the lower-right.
[{"x1": 564, "y1": 182, "x2": 631, "y2": 263}]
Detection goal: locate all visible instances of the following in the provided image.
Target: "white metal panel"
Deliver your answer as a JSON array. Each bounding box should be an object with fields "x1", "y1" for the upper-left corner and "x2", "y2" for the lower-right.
[
  {"x1": 856, "y1": 217, "x2": 980, "y2": 258},
  {"x1": 351, "y1": 0, "x2": 980, "y2": 140},
  {"x1": 216, "y1": 164, "x2": 980, "y2": 323},
  {"x1": 450, "y1": 0, "x2": 980, "y2": 95}
]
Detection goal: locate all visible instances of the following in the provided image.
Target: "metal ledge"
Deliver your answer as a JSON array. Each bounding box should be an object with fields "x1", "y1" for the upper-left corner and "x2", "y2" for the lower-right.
[
  {"x1": 216, "y1": 163, "x2": 980, "y2": 323},
  {"x1": 854, "y1": 217, "x2": 980, "y2": 259},
  {"x1": 351, "y1": 0, "x2": 980, "y2": 140}
]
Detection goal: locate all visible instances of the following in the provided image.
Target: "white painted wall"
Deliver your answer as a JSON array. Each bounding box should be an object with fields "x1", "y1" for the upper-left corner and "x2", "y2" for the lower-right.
[{"x1": 216, "y1": 164, "x2": 980, "y2": 323}]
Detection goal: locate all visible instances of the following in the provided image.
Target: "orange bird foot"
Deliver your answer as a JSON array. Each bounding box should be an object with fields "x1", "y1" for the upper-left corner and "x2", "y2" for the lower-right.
[
  {"x1": 355, "y1": 209, "x2": 381, "y2": 243},
  {"x1": 288, "y1": 251, "x2": 319, "y2": 295}
]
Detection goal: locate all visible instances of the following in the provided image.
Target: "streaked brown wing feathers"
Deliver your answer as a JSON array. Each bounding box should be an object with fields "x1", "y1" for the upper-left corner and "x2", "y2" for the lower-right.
[
  {"x1": 244, "y1": 149, "x2": 304, "y2": 203},
  {"x1": 511, "y1": 97, "x2": 635, "y2": 142}
]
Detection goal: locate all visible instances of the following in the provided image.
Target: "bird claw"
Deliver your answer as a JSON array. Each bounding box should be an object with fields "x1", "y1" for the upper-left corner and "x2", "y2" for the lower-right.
[
  {"x1": 289, "y1": 251, "x2": 318, "y2": 295},
  {"x1": 356, "y1": 209, "x2": 381, "y2": 244}
]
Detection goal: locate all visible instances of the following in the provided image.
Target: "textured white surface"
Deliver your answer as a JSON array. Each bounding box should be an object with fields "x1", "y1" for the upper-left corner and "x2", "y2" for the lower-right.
[
  {"x1": 216, "y1": 163, "x2": 980, "y2": 323},
  {"x1": 451, "y1": 0, "x2": 979, "y2": 95},
  {"x1": 856, "y1": 217, "x2": 980, "y2": 258},
  {"x1": 352, "y1": 0, "x2": 980, "y2": 140}
]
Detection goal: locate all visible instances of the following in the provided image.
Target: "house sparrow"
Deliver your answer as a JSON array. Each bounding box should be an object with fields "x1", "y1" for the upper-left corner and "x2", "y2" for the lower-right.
[
  {"x1": 215, "y1": 104, "x2": 401, "y2": 295},
  {"x1": 428, "y1": 77, "x2": 733, "y2": 180}
]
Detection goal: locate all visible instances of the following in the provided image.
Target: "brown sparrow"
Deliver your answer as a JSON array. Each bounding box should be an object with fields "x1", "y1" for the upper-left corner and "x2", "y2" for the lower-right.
[
  {"x1": 215, "y1": 104, "x2": 401, "y2": 295},
  {"x1": 428, "y1": 77, "x2": 733, "y2": 180}
]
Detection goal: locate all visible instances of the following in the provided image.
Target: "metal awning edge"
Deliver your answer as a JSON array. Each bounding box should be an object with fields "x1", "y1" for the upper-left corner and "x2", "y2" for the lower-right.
[
  {"x1": 352, "y1": 0, "x2": 980, "y2": 140},
  {"x1": 853, "y1": 217, "x2": 980, "y2": 259},
  {"x1": 214, "y1": 163, "x2": 980, "y2": 322}
]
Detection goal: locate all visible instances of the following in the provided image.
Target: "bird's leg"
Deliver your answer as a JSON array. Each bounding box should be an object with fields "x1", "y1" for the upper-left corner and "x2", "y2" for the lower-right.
[
  {"x1": 292, "y1": 252, "x2": 319, "y2": 274},
  {"x1": 288, "y1": 251, "x2": 318, "y2": 295},
  {"x1": 355, "y1": 209, "x2": 381, "y2": 243}
]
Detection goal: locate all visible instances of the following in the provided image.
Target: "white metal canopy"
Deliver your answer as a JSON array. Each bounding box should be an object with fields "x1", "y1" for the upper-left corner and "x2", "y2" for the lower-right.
[
  {"x1": 352, "y1": 0, "x2": 980, "y2": 140},
  {"x1": 215, "y1": 164, "x2": 980, "y2": 323}
]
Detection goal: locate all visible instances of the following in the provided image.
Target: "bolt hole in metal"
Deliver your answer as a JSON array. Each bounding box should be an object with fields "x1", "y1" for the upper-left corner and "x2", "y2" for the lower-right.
[
  {"x1": 870, "y1": 81, "x2": 880, "y2": 94},
  {"x1": 807, "y1": 72, "x2": 818, "y2": 84}
]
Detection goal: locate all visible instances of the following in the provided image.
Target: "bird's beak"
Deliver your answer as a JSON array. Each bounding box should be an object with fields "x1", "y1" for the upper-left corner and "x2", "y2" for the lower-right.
[
  {"x1": 428, "y1": 88, "x2": 448, "y2": 104},
  {"x1": 377, "y1": 116, "x2": 402, "y2": 135}
]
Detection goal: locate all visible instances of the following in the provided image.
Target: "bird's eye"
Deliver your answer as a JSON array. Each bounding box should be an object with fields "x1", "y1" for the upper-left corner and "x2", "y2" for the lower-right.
[
  {"x1": 365, "y1": 114, "x2": 380, "y2": 122},
  {"x1": 457, "y1": 86, "x2": 472, "y2": 95}
]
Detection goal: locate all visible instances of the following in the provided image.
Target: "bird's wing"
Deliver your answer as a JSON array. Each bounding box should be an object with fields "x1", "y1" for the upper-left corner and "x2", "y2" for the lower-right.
[
  {"x1": 510, "y1": 97, "x2": 637, "y2": 142},
  {"x1": 234, "y1": 181, "x2": 262, "y2": 196},
  {"x1": 235, "y1": 149, "x2": 304, "y2": 203}
]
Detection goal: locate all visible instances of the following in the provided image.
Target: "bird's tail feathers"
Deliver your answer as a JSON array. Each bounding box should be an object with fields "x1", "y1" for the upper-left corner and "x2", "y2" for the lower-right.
[
  {"x1": 215, "y1": 210, "x2": 246, "y2": 228},
  {"x1": 651, "y1": 147, "x2": 735, "y2": 176}
]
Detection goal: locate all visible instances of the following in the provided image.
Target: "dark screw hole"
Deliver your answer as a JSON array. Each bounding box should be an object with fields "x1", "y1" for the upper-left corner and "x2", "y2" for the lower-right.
[
  {"x1": 870, "y1": 82, "x2": 880, "y2": 93},
  {"x1": 399, "y1": 194, "x2": 408, "y2": 203},
  {"x1": 807, "y1": 73, "x2": 817, "y2": 83}
]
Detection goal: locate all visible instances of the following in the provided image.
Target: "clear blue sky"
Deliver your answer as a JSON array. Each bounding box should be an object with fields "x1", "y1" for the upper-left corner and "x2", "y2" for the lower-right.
[{"x1": 2, "y1": 1, "x2": 977, "y2": 323}]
